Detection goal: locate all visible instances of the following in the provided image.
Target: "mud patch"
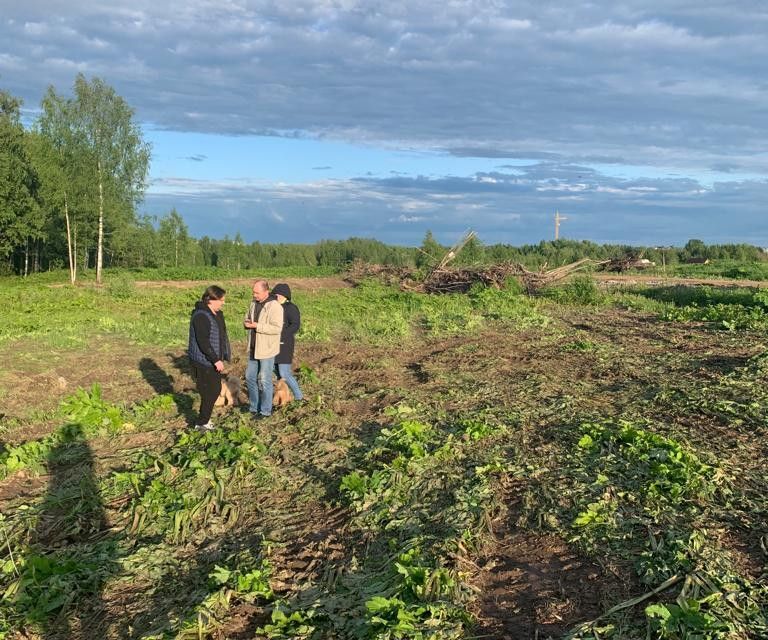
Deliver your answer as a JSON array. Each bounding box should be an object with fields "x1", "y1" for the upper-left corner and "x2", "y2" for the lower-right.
[{"x1": 471, "y1": 530, "x2": 627, "y2": 639}]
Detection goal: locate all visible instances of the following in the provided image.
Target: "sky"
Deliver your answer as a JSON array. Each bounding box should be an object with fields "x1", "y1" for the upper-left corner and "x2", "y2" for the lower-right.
[{"x1": 2, "y1": 1, "x2": 768, "y2": 247}]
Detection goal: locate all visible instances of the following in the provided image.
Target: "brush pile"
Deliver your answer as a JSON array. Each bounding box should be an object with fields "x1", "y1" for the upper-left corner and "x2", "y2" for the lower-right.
[
  {"x1": 597, "y1": 256, "x2": 655, "y2": 273},
  {"x1": 344, "y1": 258, "x2": 594, "y2": 294},
  {"x1": 415, "y1": 258, "x2": 594, "y2": 294},
  {"x1": 344, "y1": 230, "x2": 595, "y2": 294},
  {"x1": 343, "y1": 260, "x2": 413, "y2": 287}
]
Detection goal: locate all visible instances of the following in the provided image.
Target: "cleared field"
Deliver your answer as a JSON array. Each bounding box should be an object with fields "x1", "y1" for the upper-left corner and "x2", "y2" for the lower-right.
[{"x1": 0, "y1": 272, "x2": 766, "y2": 639}]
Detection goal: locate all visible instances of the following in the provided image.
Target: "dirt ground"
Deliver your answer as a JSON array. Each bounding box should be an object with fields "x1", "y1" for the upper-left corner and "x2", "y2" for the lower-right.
[
  {"x1": 48, "y1": 276, "x2": 353, "y2": 291},
  {"x1": 593, "y1": 272, "x2": 768, "y2": 289},
  {"x1": 1, "y1": 289, "x2": 765, "y2": 638}
]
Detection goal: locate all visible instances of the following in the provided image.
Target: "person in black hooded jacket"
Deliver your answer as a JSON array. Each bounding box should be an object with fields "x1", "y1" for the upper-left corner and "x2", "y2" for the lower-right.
[
  {"x1": 187, "y1": 285, "x2": 231, "y2": 430},
  {"x1": 271, "y1": 283, "x2": 304, "y2": 402}
]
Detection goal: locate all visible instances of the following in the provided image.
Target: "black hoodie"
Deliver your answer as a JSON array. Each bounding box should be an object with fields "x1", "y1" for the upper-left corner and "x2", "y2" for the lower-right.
[{"x1": 272, "y1": 283, "x2": 300, "y2": 364}]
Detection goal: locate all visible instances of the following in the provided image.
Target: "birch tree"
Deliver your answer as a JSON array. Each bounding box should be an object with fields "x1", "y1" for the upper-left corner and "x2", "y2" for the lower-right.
[{"x1": 69, "y1": 75, "x2": 150, "y2": 283}]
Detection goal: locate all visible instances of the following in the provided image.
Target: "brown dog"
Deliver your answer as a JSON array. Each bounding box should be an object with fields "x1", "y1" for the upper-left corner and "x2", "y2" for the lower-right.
[
  {"x1": 215, "y1": 375, "x2": 241, "y2": 407},
  {"x1": 272, "y1": 378, "x2": 293, "y2": 408}
]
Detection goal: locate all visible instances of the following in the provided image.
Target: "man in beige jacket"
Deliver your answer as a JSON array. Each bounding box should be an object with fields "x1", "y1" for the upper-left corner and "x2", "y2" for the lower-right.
[{"x1": 244, "y1": 279, "x2": 284, "y2": 418}]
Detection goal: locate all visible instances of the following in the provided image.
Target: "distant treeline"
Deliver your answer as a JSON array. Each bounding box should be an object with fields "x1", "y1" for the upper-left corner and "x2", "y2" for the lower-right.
[{"x1": 5, "y1": 212, "x2": 767, "y2": 275}]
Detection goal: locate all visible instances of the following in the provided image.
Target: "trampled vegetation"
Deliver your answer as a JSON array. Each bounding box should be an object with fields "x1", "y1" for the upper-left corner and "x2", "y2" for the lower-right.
[{"x1": 0, "y1": 269, "x2": 766, "y2": 639}]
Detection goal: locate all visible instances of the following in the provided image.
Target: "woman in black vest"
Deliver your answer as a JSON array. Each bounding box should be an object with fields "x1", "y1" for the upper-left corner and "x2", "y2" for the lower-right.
[
  {"x1": 271, "y1": 283, "x2": 304, "y2": 402},
  {"x1": 187, "y1": 285, "x2": 231, "y2": 431}
]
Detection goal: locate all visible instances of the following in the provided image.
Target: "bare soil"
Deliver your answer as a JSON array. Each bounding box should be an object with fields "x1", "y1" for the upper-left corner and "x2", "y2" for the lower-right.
[
  {"x1": 47, "y1": 276, "x2": 353, "y2": 291},
  {"x1": 593, "y1": 272, "x2": 768, "y2": 288}
]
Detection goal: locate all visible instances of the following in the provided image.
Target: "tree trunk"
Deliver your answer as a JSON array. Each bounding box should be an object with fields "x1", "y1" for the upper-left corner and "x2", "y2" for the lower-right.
[
  {"x1": 24, "y1": 237, "x2": 29, "y2": 277},
  {"x1": 64, "y1": 192, "x2": 76, "y2": 284},
  {"x1": 96, "y1": 160, "x2": 104, "y2": 284}
]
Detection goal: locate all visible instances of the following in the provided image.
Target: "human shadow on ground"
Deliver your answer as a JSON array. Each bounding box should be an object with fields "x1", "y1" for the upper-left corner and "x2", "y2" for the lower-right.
[
  {"x1": 139, "y1": 357, "x2": 196, "y2": 426},
  {"x1": 118, "y1": 528, "x2": 271, "y2": 639},
  {"x1": 27, "y1": 423, "x2": 121, "y2": 639}
]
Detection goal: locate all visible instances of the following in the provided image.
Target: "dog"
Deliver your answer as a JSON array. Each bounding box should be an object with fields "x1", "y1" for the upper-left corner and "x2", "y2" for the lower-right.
[
  {"x1": 272, "y1": 378, "x2": 293, "y2": 408},
  {"x1": 215, "y1": 375, "x2": 242, "y2": 407}
]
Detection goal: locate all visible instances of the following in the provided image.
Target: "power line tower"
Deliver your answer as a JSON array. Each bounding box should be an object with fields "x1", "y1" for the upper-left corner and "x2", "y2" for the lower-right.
[{"x1": 554, "y1": 210, "x2": 568, "y2": 240}]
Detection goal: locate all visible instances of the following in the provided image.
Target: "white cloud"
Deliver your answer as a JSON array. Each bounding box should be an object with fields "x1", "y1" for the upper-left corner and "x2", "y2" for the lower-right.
[
  {"x1": 22, "y1": 21, "x2": 48, "y2": 36},
  {"x1": 390, "y1": 214, "x2": 426, "y2": 223}
]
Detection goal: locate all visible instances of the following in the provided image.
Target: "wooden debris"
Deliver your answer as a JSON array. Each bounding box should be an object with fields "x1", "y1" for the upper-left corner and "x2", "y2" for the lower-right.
[
  {"x1": 597, "y1": 256, "x2": 656, "y2": 273},
  {"x1": 428, "y1": 230, "x2": 477, "y2": 276},
  {"x1": 344, "y1": 258, "x2": 595, "y2": 295},
  {"x1": 343, "y1": 260, "x2": 413, "y2": 287}
]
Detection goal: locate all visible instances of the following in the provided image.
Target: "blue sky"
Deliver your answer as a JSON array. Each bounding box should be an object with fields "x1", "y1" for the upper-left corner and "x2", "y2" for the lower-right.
[{"x1": 2, "y1": 1, "x2": 768, "y2": 246}]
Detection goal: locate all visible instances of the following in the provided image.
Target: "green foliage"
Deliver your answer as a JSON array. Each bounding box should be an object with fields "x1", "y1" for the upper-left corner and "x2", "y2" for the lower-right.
[
  {"x1": 105, "y1": 273, "x2": 136, "y2": 299},
  {"x1": 416, "y1": 231, "x2": 444, "y2": 269},
  {"x1": 208, "y1": 557, "x2": 273, "y2": 600},
  {"x1": 523, "y1": 410, "x2": 768, "y2": 638},
  {"x1": 561, "y1": 338, "x2": 600, "y2": 352},
  {"x1": 331, "y1": 412, "x2": 513, "y2": 638},
  {"x1": 0, "y1": 385, "x2": 125, "y2": 480},
  {"x1": 661, "y1": 302, "x2": 768, "y2": 331},
  {"x1": 543, "y1": 275, "x2": 604, "y2": 306},
  {"x1": 2, "y1": 541, "x2": 118, "y2": 625},
  {"x1": 645, "y1": 599, "x2": 730, "y2": 638},
  {"x1": 0, "y1": 439, "x2": 50, "y2": 480},
  {"x1": 259, "y1": 605, "x2": 316, "y2": 638},
  {"x1": 296, "y1": 362, "x2": 320, "y2": 384},
  {"x1": 303, "y1": 280, "x2": 546, "y2": 346},
  {"x1": 0, "y1": 90, "x2": 42, "y2": 261},
  {"x1": 576, "y1": 420, "x2": 715, "y2": 508},
  {"x1": 60, "y1": 384, "x2": 123, "y2": 433},
  {"x1": 359, "y1": 547, "x2": 468, "y2": 639},
  {"x1": 3, "y1": 267, "x2": 768, "y2": 639},
  {"x1": 644, "y1": 570, "x2": 768, "y2": 639},
  {"x1": 0, "y1": 273, "x2": 546, "y2": 355},
  {"x1": 122, "y1": 425, "x2": 268, "y2": 542}
]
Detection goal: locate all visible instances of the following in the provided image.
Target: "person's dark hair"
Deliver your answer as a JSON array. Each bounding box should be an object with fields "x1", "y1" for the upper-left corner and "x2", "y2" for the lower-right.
[{"x1": 201, "y1": 285, "x2": 226, "y2": 303}]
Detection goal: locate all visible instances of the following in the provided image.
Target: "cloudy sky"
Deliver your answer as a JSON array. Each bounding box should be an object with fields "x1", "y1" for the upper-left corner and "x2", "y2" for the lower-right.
[{"x1": 2, "y1": 1, "x2": 768, "y2": 246}]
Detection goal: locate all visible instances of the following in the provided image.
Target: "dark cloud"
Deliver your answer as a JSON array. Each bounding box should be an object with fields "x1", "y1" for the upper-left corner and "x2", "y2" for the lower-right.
[
  {"x1": 3, "y1": 1, "x2": 768, "y2": 244},
  {"x1": 4, "y1": 1, "x2": 768, "y2": 169},
  {"x1": 312, "y1": 165, "x2": 331, "y2": 170}
]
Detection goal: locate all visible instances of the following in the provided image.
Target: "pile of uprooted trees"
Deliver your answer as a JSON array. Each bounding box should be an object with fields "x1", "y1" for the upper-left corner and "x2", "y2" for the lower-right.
[{"x1": 344, "y1": 257, "x2": 595, "y2": 295}]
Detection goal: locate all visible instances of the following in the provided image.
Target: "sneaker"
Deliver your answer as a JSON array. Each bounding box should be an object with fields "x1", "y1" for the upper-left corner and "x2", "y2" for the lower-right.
[
  {"x1": 251, "y1": 413, "x2": 270, "y2": 421},
  {"x1": 194, "y1": 421, "x2": 215, "y2": 432}
]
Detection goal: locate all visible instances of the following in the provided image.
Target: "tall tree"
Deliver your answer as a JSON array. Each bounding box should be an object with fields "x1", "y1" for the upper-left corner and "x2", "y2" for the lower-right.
[
  {"x1": 158, "y1": 208, "x2": 189, "y2": 267},
  {"x1": 37, "y1": 86, "x2": 105, "y2": 282},
  {"x1": 0, "y1": 90, "x2": 41, "y2": 272},
  {"x1": 69, "y1": 74, "x2": 150, "y2": 283},
  {"x1": 416, "y1": 230, "x2": 443, "y2": 268}
]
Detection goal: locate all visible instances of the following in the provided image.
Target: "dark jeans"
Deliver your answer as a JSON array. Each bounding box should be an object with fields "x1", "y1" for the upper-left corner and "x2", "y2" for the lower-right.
[{"x1": 192, "y1": 362, "x2": 220, "y2": 425}]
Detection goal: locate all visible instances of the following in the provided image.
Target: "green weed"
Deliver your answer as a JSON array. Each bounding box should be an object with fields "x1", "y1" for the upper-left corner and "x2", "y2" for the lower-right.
[{"x1": 544, "y1": 275, "x2": 605, "y2": 306}]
